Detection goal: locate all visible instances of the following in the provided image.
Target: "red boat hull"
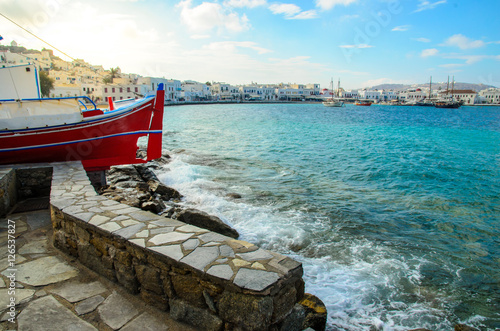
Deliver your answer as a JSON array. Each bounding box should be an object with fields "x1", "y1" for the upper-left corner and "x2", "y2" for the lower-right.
[{"x1": 0, "y1": 90, "x2": 165, "y2": 171}]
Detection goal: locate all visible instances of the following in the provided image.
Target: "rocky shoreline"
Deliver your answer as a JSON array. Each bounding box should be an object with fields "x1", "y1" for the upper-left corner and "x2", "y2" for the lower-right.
[
  {"x1": 95, "y1": 153, "x2": 328, "y2": 330},
  {"x1": 97, "y1": 154, "x2": 240, "y2": 240},
  {"x1": 94, "y1": 154, "x2": 483, "y2": 331}
]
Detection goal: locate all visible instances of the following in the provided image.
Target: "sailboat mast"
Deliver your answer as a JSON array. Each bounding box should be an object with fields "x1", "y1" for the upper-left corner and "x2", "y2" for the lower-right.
[
  {"x1": 429, "y1": 76, "x2": 432, "y2": 99},
  {"x1": 446, "y1": 76, "x2": 450, "y2": 99},
  {"x1": 451, "y1": 76, "x2": 455, "y2": 100}
]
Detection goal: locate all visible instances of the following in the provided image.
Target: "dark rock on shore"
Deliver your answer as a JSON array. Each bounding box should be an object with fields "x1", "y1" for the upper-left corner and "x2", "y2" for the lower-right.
[
  {"x1": 455, "y1": 324, "x2": 480, "y2": 331},
  {"x1": 148, "y1": 180, "x2": 182, "y2": 201},
  {"x1": 177, "y1": 209, "x2": 239, "y2": 239},
  {"x1": 96, "y1": 156, "x2": 239, "y2": 239},
  {"x1": 299, "y1": 293, "x2": 327, "y2": 331}
]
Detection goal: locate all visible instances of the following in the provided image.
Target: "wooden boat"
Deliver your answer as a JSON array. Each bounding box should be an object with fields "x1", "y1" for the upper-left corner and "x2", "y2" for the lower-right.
[
  {"x1": 434, "y1": 100, "x2": 462, "y2": 108},
  {"x1": 354, "y1": 100, "x2": 372, "y2": 106},
  {"x1": 0, "y1": 64, "x2": 165, "y2": 171}
]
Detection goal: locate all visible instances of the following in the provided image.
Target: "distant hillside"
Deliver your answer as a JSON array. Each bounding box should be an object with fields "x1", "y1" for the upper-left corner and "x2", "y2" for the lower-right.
[{"x1": 366, "y1": 82, "x2": 496, "y2": 92}]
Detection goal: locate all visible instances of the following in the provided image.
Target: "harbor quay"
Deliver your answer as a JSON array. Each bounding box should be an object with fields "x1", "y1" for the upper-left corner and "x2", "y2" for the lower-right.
[{"x1": 0, "y1": 162, "x2": 327, "y2": 330}]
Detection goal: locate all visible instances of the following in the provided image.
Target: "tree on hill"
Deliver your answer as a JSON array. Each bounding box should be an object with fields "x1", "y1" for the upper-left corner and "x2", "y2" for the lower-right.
[
  {"x1": 39, "y1": 70, "x2": 54, "y2": 97},
  {"x1": 103, "y1": 67, "x2": 120, "y2": 84}
]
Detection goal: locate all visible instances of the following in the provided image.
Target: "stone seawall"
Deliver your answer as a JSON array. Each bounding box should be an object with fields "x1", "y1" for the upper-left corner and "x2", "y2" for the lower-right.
[{"x1": 49, "y1": 161, "x2": 308, "y2": 330}]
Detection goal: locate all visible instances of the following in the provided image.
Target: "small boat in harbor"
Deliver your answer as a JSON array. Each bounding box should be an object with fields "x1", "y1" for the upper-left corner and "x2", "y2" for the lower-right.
[
  {"x1": 354, "y1": 99, "x2": 372, "y2": 106},
  {"x1": 0, "y1": 64, "x2": 165, "y2": 171},
  {"x1": 434, "y1": 100, "x2": 462, "y2": 108},
  {"x1": 323, "y1": 78, "x2": 344, "y2": 107}
]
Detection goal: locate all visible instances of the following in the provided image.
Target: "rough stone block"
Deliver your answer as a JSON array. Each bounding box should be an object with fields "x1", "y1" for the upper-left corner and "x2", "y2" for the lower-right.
[
  {"x1": 135, "y1": 264, "x2": 163, "y2": 294},
  {"x1": 114, "y1": 262, "x2": 139, "y2": 294},
  {"x1": 299, "y1": 293, "x2": 327, "y2": 331},
  {"x1": 276, "y1": 303, "x2": 305, "y2": 331},
  {"x1": 171, "y1": 273, "x2": 205, "y2": 307},
  {"x1": 218, "y1": 291, "x2": 273, "y2": 330},
  {"x1": 139, "y1": 289, "x2": 169, "y2": 311},
  {"x1": 272, "y1": 285, "x2": 297, "y2": 323},
  {"x1": 170, "y1": 299, "x2": 223, "y2": 331}
]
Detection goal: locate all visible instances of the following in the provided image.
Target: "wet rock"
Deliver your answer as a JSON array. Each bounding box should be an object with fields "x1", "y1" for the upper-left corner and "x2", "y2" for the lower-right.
[
  {"x1": 134, "y1": 164, "x2": 160, "y2": 182},
  {"x1": 226, "y1": 193, "x2": 242, "y2": 199},
  {"x1": 177, "y1": 209, "x2": 239, "y2": 239},
  {"x1": 455, "y1": 324, "x2": 480, "y2": 331},
  {"x1": 299, "y1": 293, "x2": 327, "y2": 331},
  {"x1": 148, "y1": 180, "x2": 182, "y2": 201},
  {"x1": 141, "y1": 200, "x2": 165, "y2": 214}
]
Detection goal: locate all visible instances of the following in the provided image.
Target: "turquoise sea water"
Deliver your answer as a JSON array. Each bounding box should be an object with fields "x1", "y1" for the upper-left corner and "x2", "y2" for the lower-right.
[{"x1": 158, "y1": 103, "x2": 500, "y2": 330}]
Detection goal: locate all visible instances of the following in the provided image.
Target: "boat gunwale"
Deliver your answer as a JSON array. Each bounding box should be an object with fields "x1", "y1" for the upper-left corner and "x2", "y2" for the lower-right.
[{"x1": 0, "y1": 95, "x2": 155, "y2": 135}]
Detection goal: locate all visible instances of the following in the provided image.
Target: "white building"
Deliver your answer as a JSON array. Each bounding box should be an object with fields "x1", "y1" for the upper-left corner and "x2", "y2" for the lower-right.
[
  {"x1": 359, "y1": 90, "x2": 381, "y2": 101},
  {"x1": 240, "y1": 85, "x2": 264, "y2": 100},
  {"x1": 138, "y1": 77, "x2": 181, "y2": 102},
  {"x1": 210, "y1": 83, "x2": 241, "y2": 100},
  {"x1": 397, "y1": 88, "x2": 428, "y2": 103},
  {"x1": 478, "y1": 88, "x2": 500, "y2": 104},
  {"x1": 449, "y1": 90, "x2": 478, "y2": 105},
  {"x1": 101, "y1": 84, "x2": 149, "y2": 102},
  {"x1": 51, "y1": 84, "x2": 83, "y2": 98},
  {"x1": 181, "y1": 81, "x2": 211, "y2": 101},
  {"x1": 341, "y1": 90, "x2": 359, "y2": 99}
]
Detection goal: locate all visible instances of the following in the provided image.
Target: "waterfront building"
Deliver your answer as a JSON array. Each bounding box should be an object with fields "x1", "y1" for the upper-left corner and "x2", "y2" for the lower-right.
[
  {"x1": 341, "y1": 89, "x2": 359, "y2": 99},
  {"x1": 210, "y1": 83, "x2": 241, "y2": 100},
  {"x1": 478, "y1": 88, "x2": 500, "y2": 104},
  {"x1": 447, "y1": 89, "x2": 478, "y2": 105},
  {"x1": 181, "y1": 80, "x2": 211, "y2": 101},
  {"x1": 359, "y1": 89, "x2": 381, "y2": 101},
  {"x1": 240, "y1": 85, "x2": 265, "y2": 100}
]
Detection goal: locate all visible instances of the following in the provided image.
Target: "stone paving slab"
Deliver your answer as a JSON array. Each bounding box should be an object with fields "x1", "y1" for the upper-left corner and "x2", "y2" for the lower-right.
[
  {"x1": 17, "y1": 295, "x2": 97, "y2": 331},
  {"x1": 75, "y1": 295, "x2": 105, "y2": 315},
  {"x1": 0, "y1": 201, "x2": 197, "y2": 331},
  {"x1": 2, "y1": 256, "x2": 78, "y2": 286},
  {"x1": 0, "y1": 289, "x2": 35, "y2": 313},
  {"x1": 98, "y1": 291, "x2": 139, "y2": 330},
  {"x1": 120, "y1": 312, "x2": 169, "y2": 331},
  {"x1": 50, "y1": 280, "x2": 107, "y2": 303}
]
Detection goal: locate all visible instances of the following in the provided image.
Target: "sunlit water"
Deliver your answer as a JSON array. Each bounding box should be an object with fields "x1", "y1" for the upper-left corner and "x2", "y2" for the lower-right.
[{"x1": 157, "y1": 103, "x2": 500, "y2": 330}]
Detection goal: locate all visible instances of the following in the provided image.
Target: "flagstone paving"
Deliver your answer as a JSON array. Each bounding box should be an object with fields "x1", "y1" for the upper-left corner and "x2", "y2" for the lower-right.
[{"x1": 0, "y1": 208, "x2": 198, "y2": 331}]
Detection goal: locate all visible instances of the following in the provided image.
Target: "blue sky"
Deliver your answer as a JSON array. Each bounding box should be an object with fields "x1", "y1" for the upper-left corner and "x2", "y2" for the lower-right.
[{"x1": 1, "y1": 0, "x2": 499, "y2": 89}]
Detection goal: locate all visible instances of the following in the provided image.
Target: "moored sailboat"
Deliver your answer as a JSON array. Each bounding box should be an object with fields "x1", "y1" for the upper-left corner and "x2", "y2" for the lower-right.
[{"x1": 323, "y1": 78, "x2": 344, "y2": 107}]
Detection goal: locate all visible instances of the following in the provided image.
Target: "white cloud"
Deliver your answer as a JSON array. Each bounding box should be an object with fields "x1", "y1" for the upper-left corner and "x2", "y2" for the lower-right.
[
  {"x1": 177, "y1": 0, "x2": 250, "y2": 33},
  {"x1": 439, "y1": 63, "x2": 464, "y2": 68},
  {"x1": 391, "y1": 25, "x2": 409, "y2": 32},
  {"x1": 340, "y1": 14, "x2": 360, "y2": 21},
  {"x1": 202, "y1": 41, "x2": 272, "y2": 55},
  {"x1": 392, "y1": 25, "x2": 410, "y2": 32},
  {"x1": 444, "y1": 54, "x2": 490, "y2": 64},
  {"x1": 413, "y1": 37, "x2": 431, "y2": 43},
  {"x1": 224, "y1": 0, "x2": 267, "y2": 7},
  {"x1": 421, "y1": 48, "x2": 439, "y2": 57},
  {"x1": 268, "y1": 3, "x2": 317, "y2": 19},
  {"x1": 289, "y1": 10, "x2": 318, "y2": 19},
  {"x1": 441, "y1": 34, "x2": 485, "y2": 50},
  {"x1": 190, "y1": 34, "x2": 211, "y2": 39},
  {"x1": 315, "y1": 0, "x2": 358, "y2": 10},
  {"x1": 339, "y1": 44, "x2": 373, "y2": 49},
  {"x1": 414, "y1": 0, "x2": 446, "y2": 13},
  {"x1": 269, "y1": 3, "x2": 301, "y2": 16}
]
